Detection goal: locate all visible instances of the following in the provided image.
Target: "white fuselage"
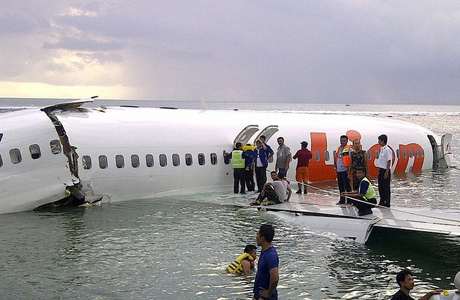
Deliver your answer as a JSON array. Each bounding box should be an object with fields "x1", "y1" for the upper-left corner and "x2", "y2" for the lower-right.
[{"x1": 0, "y1": 104, "x2": 451, "y2": 214}]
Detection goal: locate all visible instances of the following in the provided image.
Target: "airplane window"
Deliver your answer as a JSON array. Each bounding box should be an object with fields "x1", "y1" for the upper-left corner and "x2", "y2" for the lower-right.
[
  {"x1": 116, "y1": 155, "x2": 125, "y2": 168},
  {"x1": 99, "y1": 155, "x2": 108, "y2": 169},
  {"x1": 396, "y1": 149, "x2": 400, "y2": 159},
  {"x1": 210, "y1": 153, "x2": 217, "y2": 165},
  {"x1": 172, "y1": 154, "x2": 180, "y2": 166},
  {"x1": 0, "y1": 154, "x2": 2, "y2": 167},
  {"x1": 314, "y1": 151, "x2": 320, "y2": 162},
  {"x1": 324, "y1": 151, "x2": 330, "y2": 161},
  {"x1": 160, "y1": 154, "x2": 167, "y2": 167},
  {"x1": 10, "y1": 148, "x2": 22, "y2": 164},
  {"x1": 375, "y1": 150, "x2": 379, "y2": 159},
  {"x1": 146, "y1": 154, "x2": 154, "y2": 167},
  {"x1": 415, "y1": 149, "x2": 419, "y2": 158},
  {"x1": 403, "y1": 149, "x2": 407, "y2": 159},
  {"x1": 409, "y1": 150, "x2": 413, "y2": 158},
  {"x1": 367, "y1": 150, "x2": 371, "y2": 159},
  {"x1": 198, "y1": 153, "x2": 205, "y2": 165},
  {"x1": 0, "y1": 133, "x2": 2, "y2": 142},
  {"x1": 421, "y1": 148, "x2": 425, "y2": 157},
  {"x1": 29, "y1": 144, "x2": 41, "y2": 159},
  {"x1": 132, "y1": 154, "x2": 140, "y2": 168},
  {"x1": 82, "y1": 155, "x2": 92, "y2": 169},
  {"x1": 50, "y1": 140, "x2": 62, "y2": 154},
  {"x1": 185, "y1": 153, "x2": 193, "y2": 166}
]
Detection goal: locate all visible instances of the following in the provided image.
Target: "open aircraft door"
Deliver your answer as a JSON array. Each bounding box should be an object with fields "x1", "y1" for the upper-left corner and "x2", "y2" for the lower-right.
[
  {"x1": 234, "y1": 125, "x2": 259, "y2": 145},
  {"x1": 441, "y1": 133, "x2": 456, "y2": 167},
  {"x1": 253, "y1": 125, "x2": 279, "y2": 144}
]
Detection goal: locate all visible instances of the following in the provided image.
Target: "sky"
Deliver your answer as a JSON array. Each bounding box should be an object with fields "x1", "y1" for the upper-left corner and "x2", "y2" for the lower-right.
[{"x1": 0, "y1": 1, "x2": 459, "y2": 104}]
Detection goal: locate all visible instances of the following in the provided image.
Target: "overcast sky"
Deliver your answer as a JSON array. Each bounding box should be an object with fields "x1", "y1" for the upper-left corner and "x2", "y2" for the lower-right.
[{"x1": 0, "y1": 1, "x2": 459, "y2": 104}]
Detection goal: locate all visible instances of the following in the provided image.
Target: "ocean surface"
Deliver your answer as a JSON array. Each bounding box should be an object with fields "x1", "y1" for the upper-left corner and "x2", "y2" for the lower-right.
[{"x1": 0, "y1": 99, "x2": 459, "y2": 299}]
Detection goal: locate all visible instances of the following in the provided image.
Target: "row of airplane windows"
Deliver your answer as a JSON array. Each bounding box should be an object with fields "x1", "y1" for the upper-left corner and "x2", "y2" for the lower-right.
[
  {"x1": 81, "y1": 152, "x2": 223, "y2": 169},
  {"x1": 0, "y1": 140, "x2": 424, "y2": 168},
  {"x1": 0, "y1": 140, "x2": 62, "y2": 167}
]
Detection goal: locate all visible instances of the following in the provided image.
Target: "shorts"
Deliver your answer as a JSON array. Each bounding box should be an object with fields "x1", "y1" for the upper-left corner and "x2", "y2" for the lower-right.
[{"x1": 296, "y1": 166, "x2": 309, "y2": 183}]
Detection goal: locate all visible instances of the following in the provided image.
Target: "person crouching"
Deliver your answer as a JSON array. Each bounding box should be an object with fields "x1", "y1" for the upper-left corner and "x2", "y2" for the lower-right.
[{"x1": 341, "y1": 168, "x2": 377, "y2": 216}]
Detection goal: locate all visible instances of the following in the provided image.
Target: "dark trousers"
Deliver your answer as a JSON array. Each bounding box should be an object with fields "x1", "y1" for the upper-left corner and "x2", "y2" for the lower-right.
[
  {"x1": 233, "y1": 168, "x2": 246, "y2": 193},
  {"x1": 337, "y1": 171, "x2": 351, "y2": 203},
  {"x1": 378, "y1": 168, "x2": 391, "y2": 207},
  {"x1": 352, "y1": 197, "x2": 377, "y2": 212},
  {"x1": 255, "y1": 166, "x2": 267, "y2": 193},
  {"x1": 245, "y1": 168, "x2": 255, "y2": 192}
]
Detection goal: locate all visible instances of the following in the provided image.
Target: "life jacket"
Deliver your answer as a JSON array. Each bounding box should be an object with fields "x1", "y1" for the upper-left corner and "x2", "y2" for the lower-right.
[
  {"x1": 242, "y1": 145, "x2": 256, "y2": 151},
  {"x1": 359, "y1": 177, "x2": 377, "y2": 201},
  {"x1": 336, "y1": 145, "x2": 353, "y2": 168},
  {"x1": 232, "y1": 150, "x2": 245, "y2": 169},
  {"x1": 226, "y1": 252, "x2": 254, "y2": 274}
]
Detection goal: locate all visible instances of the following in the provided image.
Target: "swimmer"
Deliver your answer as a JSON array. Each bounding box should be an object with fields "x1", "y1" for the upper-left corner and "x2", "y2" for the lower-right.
[{"x1": 227, "y1": 245, "x2": 257, "y2": 277}]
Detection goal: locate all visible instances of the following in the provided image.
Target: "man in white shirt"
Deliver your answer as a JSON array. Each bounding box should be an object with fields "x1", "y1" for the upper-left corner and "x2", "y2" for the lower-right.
[{"x1": 377, "y1": 134, "x2": 393, "y2": 207}]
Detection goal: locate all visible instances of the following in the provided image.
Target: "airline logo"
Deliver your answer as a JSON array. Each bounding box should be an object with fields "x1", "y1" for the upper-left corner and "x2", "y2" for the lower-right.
[{"x1": 308, "y1": 130, "x2": 424, "y2": 182}]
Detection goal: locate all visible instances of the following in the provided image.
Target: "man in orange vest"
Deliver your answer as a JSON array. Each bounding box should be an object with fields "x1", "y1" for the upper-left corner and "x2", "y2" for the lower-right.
[{"x1": 334, "y1": 135, "x2": 353, "y2": 204}]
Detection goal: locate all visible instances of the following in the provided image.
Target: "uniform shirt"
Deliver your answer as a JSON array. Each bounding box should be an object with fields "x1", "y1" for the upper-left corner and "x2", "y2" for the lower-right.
[
  {"x1": 253, "y1": 246, "x2": 279, "y2": 299},
  {"x1": 378, "y1": 145, "x2": 393, "y2": 169},
  {"x1": 254, "y1": 148, "x2": 268, "y2": 167},
  {"x1": 243, "y1": 149, "x2": 254, "y2": 167}
]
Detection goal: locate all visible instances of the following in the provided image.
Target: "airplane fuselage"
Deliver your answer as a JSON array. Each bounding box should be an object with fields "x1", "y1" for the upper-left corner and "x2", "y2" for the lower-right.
[{"x1": 0, "y1": 102, "x2": 453, "y2": 214}]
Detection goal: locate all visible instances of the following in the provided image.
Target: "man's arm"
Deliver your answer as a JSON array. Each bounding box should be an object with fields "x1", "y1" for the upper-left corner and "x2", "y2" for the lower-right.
[
  {"x1": 342, "y1": 181, "x2": 367, "y2": 198},
  {"x1": 384, "y1": 159, "x2": 391, "y2": 179},
  {"x1": 240, "y1": 259, "x2": 251, "y2": 277},
  {"x1": 286, "y1": 150, "x2": 291, "y2": 171},
  {"x1": 364, "y1": 151, "x2": 369, "y2": 175},
  {"x1": 259, "y1": 267, "x2": 279, "y2": 299},
  {"x1": 418, "y1": 289, "x2": 442, "y2": 300},
  {"x1": 285, "y1": 185, "x2": 292, "y2": 202},
  {"x1": 266, "y1": 145, "x2": 274, "y2": 159}
]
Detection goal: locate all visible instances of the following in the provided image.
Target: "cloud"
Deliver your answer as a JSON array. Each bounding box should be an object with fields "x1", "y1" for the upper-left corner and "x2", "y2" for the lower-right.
[
  {"x1": 43, "y1": 37, "x2": 123, "y2": 52},
  {"x1": 0, "y1": 0, "x2": 459, "y2": 104}
]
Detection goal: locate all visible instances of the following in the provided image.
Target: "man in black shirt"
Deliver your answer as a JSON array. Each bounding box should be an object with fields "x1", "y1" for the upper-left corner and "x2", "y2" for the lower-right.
[{"x1": 391, "y1": 269, "x2": 442, "y2": 300}]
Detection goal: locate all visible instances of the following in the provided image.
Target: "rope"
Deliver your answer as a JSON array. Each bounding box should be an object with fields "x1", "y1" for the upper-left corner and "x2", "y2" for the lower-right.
[{"x1": 267, "y1": 168, "x2": 460, "y2": 224}]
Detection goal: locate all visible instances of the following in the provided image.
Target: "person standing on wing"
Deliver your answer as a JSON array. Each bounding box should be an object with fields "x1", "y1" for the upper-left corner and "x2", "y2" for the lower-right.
[
  {"x1": 334, "y1": 135, "x2": 353, "y2": 204},
  {"x1": 377, "y1": 134, "x2": 392, "y2": 207},
  {"x1": 292, "y1": 141, "x2": 312, "y2": 194},
  {"x1": 223, "y1": 142, "x2": 248, "y2": 194},
  {"x1": 275, "y1": 137, "x2": 291, "y2": 178}
]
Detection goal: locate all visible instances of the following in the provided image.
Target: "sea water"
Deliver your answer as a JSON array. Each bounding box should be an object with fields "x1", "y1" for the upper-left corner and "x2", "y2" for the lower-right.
[{"x1": 0, "y1": 100, "x2": 459, "y2": 299}]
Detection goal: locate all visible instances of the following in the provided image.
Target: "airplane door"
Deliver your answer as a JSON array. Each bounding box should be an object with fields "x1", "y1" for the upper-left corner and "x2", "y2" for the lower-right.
[
  {"x1": 253, "y1": 125, "x2": 279, "y2": 144},
  {"x1": 441, "y1": 133, "x2": 456, "y2": 167},
  {"x1": 441, "y1": 133, "x2": 452, "y2": 155},
  {"x1": 234, "y1": 125, "x2": 259, "y2": 145}
]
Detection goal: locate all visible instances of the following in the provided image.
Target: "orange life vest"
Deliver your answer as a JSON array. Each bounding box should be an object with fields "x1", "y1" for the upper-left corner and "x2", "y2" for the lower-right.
[{"x1": 336, "y1": 145, "x2": 353, "y2": 168}]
